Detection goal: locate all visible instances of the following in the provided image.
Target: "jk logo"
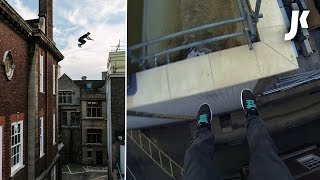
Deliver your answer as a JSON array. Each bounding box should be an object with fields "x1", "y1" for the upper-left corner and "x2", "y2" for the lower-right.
[{"x1": 284, "y1": 10, "x2": 310, "y2": 40}]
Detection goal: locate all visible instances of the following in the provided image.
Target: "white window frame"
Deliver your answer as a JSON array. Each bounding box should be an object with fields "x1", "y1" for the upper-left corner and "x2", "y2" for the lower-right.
[
  {"x1": 40, "y1": 117, "x2": 44, "y2": 157},
  {"x1": 53, "y1": 64, "x2": 56, "y2": 95},
  {"x1": 51, "y1": 165, "x2": 56, "y2": 180},
  {"x1": 40, "y1": 55, "x2": 44, "y2": 93},
  {"x1": 53, "y1": 114, "x2": 56, "y2": 145},
  {"x1": 58, "y1": 91, "x2": 72, "y2": 104},
  {"x1": 87, "y1": 101, "x2": 102, "y2": 117},
  {"x1": 11, "y1": 121, "x2": 24, "y2": 176}
]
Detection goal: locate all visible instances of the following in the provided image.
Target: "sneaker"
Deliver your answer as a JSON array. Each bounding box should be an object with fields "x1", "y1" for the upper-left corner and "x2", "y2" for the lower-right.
[
  {"x1": 241, "y1": 89, "x2": 259, "y2": 117},
  {"x1": 197, "y1": 103, "x2": 212, "y2": 130},
  {"x1": 78, "y1": 44, "x2": 82, "y2": 48}
]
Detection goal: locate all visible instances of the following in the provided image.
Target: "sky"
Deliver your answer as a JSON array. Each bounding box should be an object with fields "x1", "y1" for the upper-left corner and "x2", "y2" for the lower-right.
[{"x1": 6, "y1": 0, "x2": 126, "y2": 80}]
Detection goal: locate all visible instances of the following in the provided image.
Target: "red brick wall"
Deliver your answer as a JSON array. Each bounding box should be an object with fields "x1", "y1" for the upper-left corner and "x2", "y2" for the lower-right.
[
  {"x1": 35, "y1": 47, "x2": 58, "y2": 177},
  {"x1": 47, "y1": 0, "x2": 53, "y2": 40},
  {"x1": 0, "y1": 20, "x2": 29, "y2": 180}
]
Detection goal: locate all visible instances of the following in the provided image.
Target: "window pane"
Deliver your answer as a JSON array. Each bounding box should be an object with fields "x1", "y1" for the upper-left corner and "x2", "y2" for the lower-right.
[
  {"x1": 87, "y1": 108, "x2": 91, "y2": 117},
  {"x1": 92, "y1": 109, "x2": 97, "y2": 117}
]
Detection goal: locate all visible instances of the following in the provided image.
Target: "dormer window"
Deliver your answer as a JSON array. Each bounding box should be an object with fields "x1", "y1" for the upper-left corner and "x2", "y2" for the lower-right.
[{"x1": 86, "y1": 82, "x2": 93, "y2": 90}]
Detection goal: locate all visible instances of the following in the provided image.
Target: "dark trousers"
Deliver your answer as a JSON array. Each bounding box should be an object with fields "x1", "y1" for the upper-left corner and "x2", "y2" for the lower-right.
[
  {"x1": 183, "y1": 115, "x2": 294, "y2": 180},
  {"x1": 78, "y1": 38, "x2": 86, "y2": 45}
]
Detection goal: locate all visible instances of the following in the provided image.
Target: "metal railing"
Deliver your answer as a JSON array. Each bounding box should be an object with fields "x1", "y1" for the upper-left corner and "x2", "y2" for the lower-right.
[
  {"x1": 127, "y1": 130, "x2": 184, "y2": 179},
  {"x1": 128, "y1": 0, "x2": 262, "y2": 69}
]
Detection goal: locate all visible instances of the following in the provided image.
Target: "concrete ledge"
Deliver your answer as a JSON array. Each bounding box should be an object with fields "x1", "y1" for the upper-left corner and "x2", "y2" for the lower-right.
[{"x1": 128, "y1": 0, "x2": 299, "y2": 128}]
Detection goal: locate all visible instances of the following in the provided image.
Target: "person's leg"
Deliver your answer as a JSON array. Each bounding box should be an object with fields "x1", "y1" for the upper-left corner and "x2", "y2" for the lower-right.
[
  {"x1": 78, "y1": 38, "x2": 86, "y2": 47},
  {"x1": 183, "y1": 104, "x2": 220, "y2": 180},
  {"x1": 241, "y1": 89, "x2": 294, "y2": 180}
]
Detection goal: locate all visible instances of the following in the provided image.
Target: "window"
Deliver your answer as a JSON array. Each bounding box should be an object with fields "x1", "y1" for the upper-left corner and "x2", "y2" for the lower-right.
[
  {"x1": 87, "y1": 101, "x2": 102, "y2": 117},
  {"x1": 50, "y1": 165, "x2": 56, "y2": 180},
  {"x1": 40, "y1": 55, "x2": 44, "y2": 93},
  {"x1": 53, "y1": 65, "x2": 56, "y2": 95},
  {"x1": 3, "y1": 50, "x2": 15, "y2": 80},
  {"x1": 71, "y1": 112, "x2": 80, "y2": 126},
  {"x1": 87, "y1": 129, "x2": 102, "y2": 143},
  {"x1": 86, "y1": 82, "x2": 93, "y2": 90},
  {"x1": 40, "y1": 117, "x2": 44, "y2": 157},
  {"x1": 53, "y1": 114, "x2": 56, "y2": 145},
  {"x1": 58, "y1": 91, "x2": 72, "y2": 104},
  {"x1": 87, "y1": 150, "x2": 92, "y2": 158},
  {"x1": 61, "y1": 112, "x2": 68, "y2": 126},
  {"x1": 11, "y1": 121, "x2": 23, "y2": 175}
]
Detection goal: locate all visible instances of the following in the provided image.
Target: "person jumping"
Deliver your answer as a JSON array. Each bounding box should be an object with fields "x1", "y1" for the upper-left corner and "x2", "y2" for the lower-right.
[
  {"x1": 183, "y1": 89, "x2": 294, "y2": 180},
  {"x1": 78, "y1": 32, "x2": 94, "y2": 48}
]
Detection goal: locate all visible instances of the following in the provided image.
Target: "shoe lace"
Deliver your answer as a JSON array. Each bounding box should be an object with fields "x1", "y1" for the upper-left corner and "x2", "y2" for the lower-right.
[
  {"x1": 246, "y1": 100, "x2": 256, "y2": 109},
  {"x1": 198, "y1": 114, "x2": 208, "y2": 124}
]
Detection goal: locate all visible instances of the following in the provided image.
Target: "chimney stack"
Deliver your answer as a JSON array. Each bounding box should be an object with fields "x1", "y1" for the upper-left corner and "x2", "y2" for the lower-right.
[
  {"x1": 39, "y1": 0, "x2": 53, "y2": 40},
  {"x1": 81, "y1": 76, "x2": 87, "y2": 80}
]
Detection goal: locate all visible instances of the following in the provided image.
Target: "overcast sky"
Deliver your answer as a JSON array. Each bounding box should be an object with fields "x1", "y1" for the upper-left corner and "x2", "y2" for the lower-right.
[{"x1": 6, "y1": 0, "x2": 126, "y2": 80}]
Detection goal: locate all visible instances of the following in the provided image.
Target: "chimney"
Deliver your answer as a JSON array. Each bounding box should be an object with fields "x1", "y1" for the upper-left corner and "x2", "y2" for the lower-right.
[
  {"x1": 39, "y1": 0, "x2": 53, "y2": 40},
  {"x1": 81, "y1": 76, "x2": 87, "y2": 81}
]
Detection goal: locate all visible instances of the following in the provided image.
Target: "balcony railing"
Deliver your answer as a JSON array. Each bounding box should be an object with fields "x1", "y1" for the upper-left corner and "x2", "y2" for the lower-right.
[{"x1": 128, "y1": 0, "x2": 262, "y2": 70}]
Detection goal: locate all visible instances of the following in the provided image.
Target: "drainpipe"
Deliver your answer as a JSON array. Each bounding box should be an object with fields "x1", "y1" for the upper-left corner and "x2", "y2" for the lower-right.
[{"x1": 107, "y1": 75, "x2": 113, "y2": 179}]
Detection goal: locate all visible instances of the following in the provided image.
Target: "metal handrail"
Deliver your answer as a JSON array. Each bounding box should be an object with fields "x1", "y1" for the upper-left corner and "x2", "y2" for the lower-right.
[
  {"x1": 128, "y1": 0, "x2": 262, "y2": 69},
  {"x1": 127, "y1": 130, "x2": 184, "y2": 179},
  {"x1": 117, "y1": 164, "x2": 124, "y2": 180}
]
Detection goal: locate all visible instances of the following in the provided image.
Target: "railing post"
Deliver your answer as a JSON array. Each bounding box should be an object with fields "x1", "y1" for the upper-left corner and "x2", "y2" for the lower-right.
[
  {"x1": 139, "y1": 132, "x2": 142, "y2": 147},
  {"x1": 170, "y1": 160, "x2": 174, "y2": 178},
  {"x1": 149, "y1": 141, "x2": 152, "y2": 157},
  {"x1": 254, "y1": 0, "x2": 262, "y2": 23},
  {"x1": 159, "y1": 151, "x2": 162, "y2": 166},
  {"x1": 154, "y1": 56, "x2": 158, "y2": 67}
]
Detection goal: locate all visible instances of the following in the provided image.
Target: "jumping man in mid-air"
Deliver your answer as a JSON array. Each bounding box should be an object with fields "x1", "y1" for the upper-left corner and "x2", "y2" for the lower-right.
[{"x1": 78, "y1": 32, "x2": 94, "y2": 48}]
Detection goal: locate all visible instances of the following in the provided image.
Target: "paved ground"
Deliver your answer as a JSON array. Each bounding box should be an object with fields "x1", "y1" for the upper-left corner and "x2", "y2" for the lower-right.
[{"x1": 62, "y1": 164, "x2": 107, "y2": 180}]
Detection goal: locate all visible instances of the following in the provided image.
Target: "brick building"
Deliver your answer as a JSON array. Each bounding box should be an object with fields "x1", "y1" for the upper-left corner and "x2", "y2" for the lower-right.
[
  {"x1": 0, "y1": 0, "x2": 64, "y2": 180},
  {"x1": 106, "y1": 50, "x2": 125, "y2": 178},
  {"x1": 58, "y1": 74, "x2": 108, "y2": 166}
]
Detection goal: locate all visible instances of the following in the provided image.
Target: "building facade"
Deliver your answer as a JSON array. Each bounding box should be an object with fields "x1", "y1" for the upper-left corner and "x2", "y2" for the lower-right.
[
  {"x1": 0, "y1": 0, "x2": 64, "y2": 180},
  {"x1": 106, "y1": 50, "x2": 125, "y2": 177},
  {"x1": 58, "y1": 74, "x2": 81, "y2": 164},
  {"x1": 58, "y1": 74, "x2": 108, "y2": 166}
]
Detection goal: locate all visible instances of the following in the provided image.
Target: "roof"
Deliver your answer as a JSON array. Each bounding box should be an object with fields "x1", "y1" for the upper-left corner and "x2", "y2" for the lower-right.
[{"x1": 0, "y1": 1, "x2": 64, "y2": 61}]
